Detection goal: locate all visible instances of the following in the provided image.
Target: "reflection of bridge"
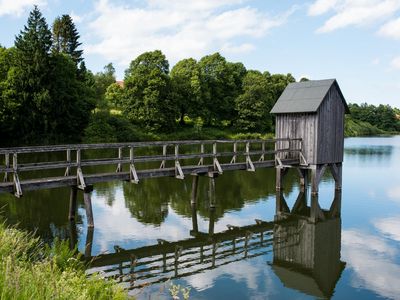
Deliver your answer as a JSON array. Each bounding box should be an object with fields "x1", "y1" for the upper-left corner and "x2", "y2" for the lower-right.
[
  {"x1": 82, "y1": 190, "x2": 345, "y2": 297},
  {"x1": 0, "y1": 139, "x2": 303, "y2": 226},
  {"x1": 86, "y1": 217, "x2": 276, "y2": 289}
]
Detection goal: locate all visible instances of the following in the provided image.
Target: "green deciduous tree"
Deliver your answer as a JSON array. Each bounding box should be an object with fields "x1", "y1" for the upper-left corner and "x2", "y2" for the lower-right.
[
  {"x1": 198, "y1": 53, "x2": 246, "y2": 125},
  {"x1": 170, "y1": 58, "x2": 203, "y2": 124},
  {"x1": 93, "y1": 63, "x2": 116, "y2": 109},
  {"x1": 123, "y1": 50, "x2": 177, "y2": 132},
  {"x1": 235, "y1": 70, "x2": 274, "y2": 132}
]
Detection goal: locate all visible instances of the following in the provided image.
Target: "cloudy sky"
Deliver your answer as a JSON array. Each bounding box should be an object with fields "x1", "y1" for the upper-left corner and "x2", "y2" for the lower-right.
[{"x1": 1, "y1": 0, "x2": 400, "y2": 106}]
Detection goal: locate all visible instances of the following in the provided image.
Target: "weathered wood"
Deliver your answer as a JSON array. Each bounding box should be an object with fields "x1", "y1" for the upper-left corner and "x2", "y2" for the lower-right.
[
  {"x1": 190, "y1": 175, "x2": 199, "y2": 205},
  {"x1": 83, "y1": 188, "x2": 94, "y2": 227},
  {"x1": 209, "y1": 177, "x2": 216, "y2": 209},
  {"x1": 68, "y1": 186, "x2": 78, "y2": 221},
  {"x1": 276, "y1": 167, "x2": 288, "y2": 191},
  {"x1": 85, "y1": 226, "x2": 94, "y2": 257}
]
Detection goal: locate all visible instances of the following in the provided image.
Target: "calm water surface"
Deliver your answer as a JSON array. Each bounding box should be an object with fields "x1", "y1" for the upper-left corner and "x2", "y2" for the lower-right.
[{"x1": 1, "y1": 136, "x2": 400, "y2": 299}]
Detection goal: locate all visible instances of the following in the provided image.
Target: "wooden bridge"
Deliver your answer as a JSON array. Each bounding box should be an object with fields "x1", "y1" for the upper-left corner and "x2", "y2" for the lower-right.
[{"x1": 0, "y1": 138, "x2": 305, "y2": 226}]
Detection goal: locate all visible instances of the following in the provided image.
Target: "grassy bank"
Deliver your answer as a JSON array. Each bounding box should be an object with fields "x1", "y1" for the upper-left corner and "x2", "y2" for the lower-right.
[{"x1": 0, "y1": 221, "x2": 128, "y2": 300}]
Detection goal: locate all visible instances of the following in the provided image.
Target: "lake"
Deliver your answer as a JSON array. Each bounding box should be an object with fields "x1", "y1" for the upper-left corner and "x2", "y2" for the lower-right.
[{"x1": 1, "y1": 136, "x2": 400, "y2": 299}]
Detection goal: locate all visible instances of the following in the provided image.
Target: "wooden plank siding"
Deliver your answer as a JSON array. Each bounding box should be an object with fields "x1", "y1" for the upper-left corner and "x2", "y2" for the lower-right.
[
  {"x1": 275, "y1": 113, "x2": 318, "y2": 164},
  {"x1": 316, "y1": 85, "x2": 345, "y2": 164}
]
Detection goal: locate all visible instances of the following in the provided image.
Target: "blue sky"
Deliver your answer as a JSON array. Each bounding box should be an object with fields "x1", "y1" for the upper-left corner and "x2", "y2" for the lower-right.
[{"x1": 1, "y1": 0, "x2": 400, "y2": 107}]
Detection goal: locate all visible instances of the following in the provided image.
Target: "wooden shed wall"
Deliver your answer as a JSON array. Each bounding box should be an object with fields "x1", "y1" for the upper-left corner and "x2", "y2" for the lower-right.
[
  {"x1": 316, "y1": 85, "x2": 345, "y2": 164},
  {"x1": 275, "y1": 113, "x2": 319, "y2": 164}
]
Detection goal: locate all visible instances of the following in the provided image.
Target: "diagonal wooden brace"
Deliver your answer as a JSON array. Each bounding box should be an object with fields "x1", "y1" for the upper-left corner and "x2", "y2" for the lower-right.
[
  {"x1": 175, "y1": 160, "x2": 185, "y2": 179},
  {"x1": 77, "y1": 167, "x2": 86, "y2": 190}
]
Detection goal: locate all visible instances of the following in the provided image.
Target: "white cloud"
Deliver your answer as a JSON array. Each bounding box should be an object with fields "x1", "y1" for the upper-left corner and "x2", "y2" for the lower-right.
[
  {"x1": 308, "y1": 0, "x2": 339, "y2": 16},
  {"x1": 379, "y1": 17, "x2": 400, "y2": 39},
  {"x1": 308, "y1": 0, "x2": 400, "y2": 33},
  {"x1": 374, "y1": 216, "x2": 400, "y2": 241},
  {"x1": 0, "y1": 0, "x2": 46, "y2": 16},
  {"x1": 85, "y1": 0, "x2": 294, "y2": 67},
  {"x1": 342, "y1": 229, "x2": 400, "y2": 299}
]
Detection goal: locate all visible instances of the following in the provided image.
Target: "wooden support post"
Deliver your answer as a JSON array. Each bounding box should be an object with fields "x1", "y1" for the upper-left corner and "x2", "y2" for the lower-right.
[
  {"x1": 65, "y1": 149, "x2": 71, "y2": 176},
  {"x1": 276, "y1": 167, "x2": 288, "y2": 191},
  {"x1": 209, "y1": 177, "x2": 216, "y2": 209},
  {"x1": 310, "y1": 194, "x2": 325, "y2": 223},
  {"x1": 83, "y1": 185, "x2": 94, "y2": 227},
  {"x1": 116, "y1": 147, "x2": 123, "y2": 172},
  {"x1": 84, "y1": 226, "x2": 94, "y2": 257},
  {"x1": 68, "y1": 186, "x2": 78, "y2": 221},
  {"x1": 329, "y1": 189, "x2": 342, "y2": 217},
  {"x1": 297, "y1": 168, "x2": 308, "y2": 191},
  {"x1": 311, "y1": 164, "x2": 327, "y2": 194},
  {"x1": 3, "y1": 153, "x2": 9, "y2": 182},
  {"x1": 191, "y1": 175, "x2": 199, "y2": 205},
  {"x1": 69, "y1": 220, "x2": 77, "y2": 250},
  {"x1": 330, "y1": 163, "x2": 342, "y2": 190},
  {"x1": 208, "y1": 206, "x2": 215, "y2": 235},
  {"x1": 212, "y1": 242, "x2": 217, "y2": 268},
  {"x1": 191, "y1": 203, "x2": 198, "y2": 234}
]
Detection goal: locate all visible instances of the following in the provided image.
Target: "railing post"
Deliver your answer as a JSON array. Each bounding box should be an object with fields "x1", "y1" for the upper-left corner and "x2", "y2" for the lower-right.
[
  {"x1": 246, "y1": 142, "x2": 255, "y2": 171},
  {"x1": 12, "y1": 153, "x2": 22, "y2": 197},
  {"x1": 116, "y1": 147, "x2": 123, "y2": 172},
  {"x1": 129, "y1": 147, "x2": 139, "y2": 183},
  {"x1": 3, "y1": 153, "x2": 9, "y2": 182},
  {"x1": 259, "y1": 141, "x2": 265, "y2": 161},
  {"x1": 65, "y1": 149, "x2": 71, "y2": 176},
  {"x1": 76, "y1": 149, "x2": 86, "y2": 190},
  {"x1": 230, "y1": 142, "x2": 237, "y2": 164},
  {"x1": 198, "y1": 143, "x2": 204, "y2": 165},
  {"x1": 213, "y1": 142, "x2": 223, "y2": 174},
  {"x1": 175, "y1": 144, "x2": 184, "y2": 179},
  {"x1": 160, "y1": 144, "x2": 167, "y2": 168}
]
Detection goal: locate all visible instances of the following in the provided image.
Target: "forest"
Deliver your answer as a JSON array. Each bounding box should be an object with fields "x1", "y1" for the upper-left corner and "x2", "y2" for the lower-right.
[{"x1": 0, "y1": 6, "x2": 399, "y2": 146}]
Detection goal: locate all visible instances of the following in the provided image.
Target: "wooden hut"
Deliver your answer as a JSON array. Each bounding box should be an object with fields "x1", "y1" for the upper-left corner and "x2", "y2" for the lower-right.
[{"x1": 271, "y1": 79, "x2": 349, "y2": 193}]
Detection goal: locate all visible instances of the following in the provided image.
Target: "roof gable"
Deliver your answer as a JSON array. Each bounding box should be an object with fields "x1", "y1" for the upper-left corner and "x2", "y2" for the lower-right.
[{"x1": 270, "y1": 79, "x2": 349, "y2": 114}]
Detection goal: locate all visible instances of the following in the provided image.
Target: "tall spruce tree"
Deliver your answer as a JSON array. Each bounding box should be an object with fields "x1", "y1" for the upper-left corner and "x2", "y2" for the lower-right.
[
  {"x1": 13, "y1": 5, "x2": 53, "y2": 140},
  {"x1": 52, "y1": 14, "x2": 83, "y2": 65}
]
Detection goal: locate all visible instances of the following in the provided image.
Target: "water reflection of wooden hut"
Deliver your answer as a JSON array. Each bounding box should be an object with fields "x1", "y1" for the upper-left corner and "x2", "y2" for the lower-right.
[{"x1": 272, "y1": 192, "x2": 345, "y2": 298}]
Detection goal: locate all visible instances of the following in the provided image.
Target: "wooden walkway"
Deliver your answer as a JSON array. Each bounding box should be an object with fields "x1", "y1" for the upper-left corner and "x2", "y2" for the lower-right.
[{"x1": 0, "y1": 138, "x2": 303, "y2": 197}]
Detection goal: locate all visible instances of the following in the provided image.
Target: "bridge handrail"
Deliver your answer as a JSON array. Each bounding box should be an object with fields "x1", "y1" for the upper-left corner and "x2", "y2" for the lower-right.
[{"x1": 0, "y1": 138, "x2": 301, "y2": 154}]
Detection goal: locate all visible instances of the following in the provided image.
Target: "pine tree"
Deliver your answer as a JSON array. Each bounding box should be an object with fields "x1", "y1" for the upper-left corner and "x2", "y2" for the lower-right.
[{"x1": 52, "y1": 15, "x2": 83, "y2": 65}]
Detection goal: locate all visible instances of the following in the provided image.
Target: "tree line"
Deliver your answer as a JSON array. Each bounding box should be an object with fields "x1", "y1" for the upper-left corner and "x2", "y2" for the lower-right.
[{"x1": 0, "y1": 6, "x2": 399, "y2": 146}]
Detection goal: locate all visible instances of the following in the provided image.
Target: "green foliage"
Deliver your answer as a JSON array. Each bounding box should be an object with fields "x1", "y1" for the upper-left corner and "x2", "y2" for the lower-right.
[
  {"x1": 52, "y1": 14, "x2": 83, "y2": 65},
  {"x1": 349, "y1": 102, "x2": 400, "y2": 132},
  {"x1": 170, "y1": 58, "x2": 203, "y2": 124},
  {"x1": 83, "y1": 111, "x2": 150, "y2": 143},
  {"x1": 105, "y1": 82, "x2": 124, "y2": 109},
  {"x1": 93, "y1": 63, "x2": 116, "y2": 109},
  {"x1": 123, "y1": 50, "x2": 177, "y2": 132},
  {"x1": 0, "y1": 6, "x2": 95, "y2": 145},
  {"x1": 234, "y1": 70, "x2": 274, "y2": 132},
  {"x1": 198, "y1": 53, "x2": 246, "y2": 125},
  {"x1": 0, "y1": 222, "x2": 128, "y2": 299},
  {"x1": 344, "y1": 115, "x2": 385, "y2": 136}
]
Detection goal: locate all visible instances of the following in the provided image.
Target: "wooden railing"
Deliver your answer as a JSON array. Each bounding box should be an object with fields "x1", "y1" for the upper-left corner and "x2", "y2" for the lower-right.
[{"x1": 0, "y1": 138, "x2": 303, "y2": 197}]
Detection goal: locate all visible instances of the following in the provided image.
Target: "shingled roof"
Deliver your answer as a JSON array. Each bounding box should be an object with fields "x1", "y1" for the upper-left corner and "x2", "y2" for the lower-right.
[{"x1": 270, "y1": 79, "x2": 349, "y2": 114}]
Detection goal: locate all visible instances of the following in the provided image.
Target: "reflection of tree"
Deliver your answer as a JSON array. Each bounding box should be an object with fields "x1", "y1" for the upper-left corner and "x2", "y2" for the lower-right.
[
  {"x1": 121, "y1": 166, "x2": 301, "y2": 226},
  {"x1": 0, "y1": 187, "x2": 82, "y2": 242}
]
